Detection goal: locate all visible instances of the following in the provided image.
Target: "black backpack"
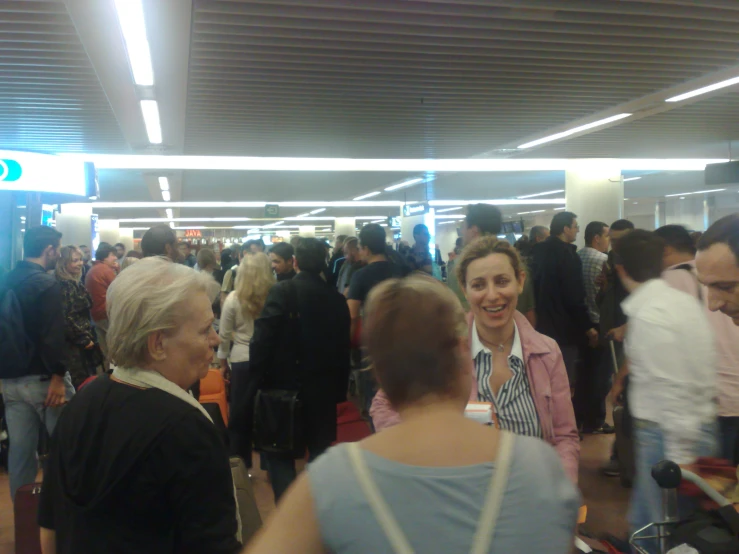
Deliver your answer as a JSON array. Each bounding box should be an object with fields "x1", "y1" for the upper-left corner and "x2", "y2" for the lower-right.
[{"x1": 0, "y1": 278, "x2": 37, "y2": 379}]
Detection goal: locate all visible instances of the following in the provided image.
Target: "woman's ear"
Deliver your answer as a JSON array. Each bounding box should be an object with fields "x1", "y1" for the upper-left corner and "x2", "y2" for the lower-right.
[
  {"x1": 147, "y1": 331, "x2": 167, "y2": 362},
  {"x1": 517, "y1": 269, "x2": 526, "y2": 295}
]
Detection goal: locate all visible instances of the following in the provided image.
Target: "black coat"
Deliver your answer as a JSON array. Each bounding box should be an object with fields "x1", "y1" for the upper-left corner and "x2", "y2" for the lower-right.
[
  {"x1": 530, "y1": 236, "x2": 593, "y2": 346},
  {"x1": 250, "y1": 272, "x2": 351, "y2": 446}
]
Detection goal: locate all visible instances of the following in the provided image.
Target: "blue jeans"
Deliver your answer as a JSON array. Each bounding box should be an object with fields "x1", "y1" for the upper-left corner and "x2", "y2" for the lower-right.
[
  {"x1": 1, "y1": 373, "x2": 75, "y2": 501},
  {"x1": 629, "y1": 419, "x2": 717, "y2": 554}
]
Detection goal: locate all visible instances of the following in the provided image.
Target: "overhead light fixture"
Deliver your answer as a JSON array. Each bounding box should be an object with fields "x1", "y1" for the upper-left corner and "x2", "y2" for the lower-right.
[
  {"x1": 140, "y1": 100, "x2": 162, "y2": 144},
  {"x1": 517, "y1": 114, "x2": 633, "y2": 149},
  {"x1": 428, "y1": 199, "x2": 565, "y2": 207},
  {"x1": 264, "y1": 221, "x2": 285, "y2": 228},
  {"x1": 371, "y1": 219, "x2": 385, "y2": 224},
  {"x1": 165, "y1": 208, "x2": 173, "y2": 219},
  {"x1": 295, "y1": 212, "x2": 311, "y2": 218},
  {"x1": 353, "y1": 191, "x2": 381, "y2": 201},
  {"x1": 554, "y1": 207, "x2": 566, "y2": 211},
  {"x1": 517, "y1": 210, "x2": 547, "y2": 215},
  {"x1": 158, "y1": 176, "x2": 169, "y2": 191},
  {"x1": 517, "y1": 190, "x2": 565, "y2": 199},
  {"x1": 384, "y1": 178, "x2": 423, "y2": 192},
  {"x1": 161, "y1": 190, "x2": 170, "y2": 201},
  {"x1": 666, "y1": 76, "x2": 739, "y2": 103},
  {"x1": 665, "y1": 188, "x2": 725, "y2": 197},
  {"x1": 438, "y1": 221, "x2": 461, "y2": 226},
  {"x1": 88, "y1": 201, "x2": 402, "y2": 208},
  {"x1": 309, "y1": 208, "x2": 326, "y2": 214},
  {"x1": 119, "y1": 217, "x2": 255, "y2": 223},
  {"x1": 113, "y1": 0, "x2": 154, "y2": 86},
  {"x1": 66, "y1": 154, "x2": 728, "y2": 172},
  {"x1": 435, "y1": 207, "x2": 463, "y2": 213},
  {"x1": 623, "y1": 177, "x2": 642, "y2": 182}
]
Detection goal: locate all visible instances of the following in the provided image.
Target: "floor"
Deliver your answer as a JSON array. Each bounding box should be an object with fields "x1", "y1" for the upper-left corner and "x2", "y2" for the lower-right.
[{"x1": 0, "y1": 432, "x2": 628, "y2": 553}]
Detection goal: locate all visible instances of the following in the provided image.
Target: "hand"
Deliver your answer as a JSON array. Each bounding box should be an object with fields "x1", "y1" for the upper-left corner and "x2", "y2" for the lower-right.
[
  {"x1": 610, "y1": 376, "x2": 625, "y2": 406},
  {"x1": 84, "y1": 341, "x2": 94, "y2": 350},
  {"x1": 45, "y1": 374, "x2": 67, "y2": 408},
  {"x1": 607, "y1": 324, "x2": 627, "y2": 343},
  {"x1": 219, "y1": 358, "x2": 229, "y2": 378},
  {"x1": 586, "y1": 328, "x2": 599, "y2": 348},
  {"x1": 595, "y1": 269, "x2": 607, "y2": 290}
]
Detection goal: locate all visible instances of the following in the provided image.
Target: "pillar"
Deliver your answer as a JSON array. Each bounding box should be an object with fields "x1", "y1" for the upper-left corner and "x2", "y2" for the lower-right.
[
  {"x1": 56, "y1": 204, "x2": 93, "y2": 250},
  {"x1": 334, "y1": 217, "x2": 356, "y2": 239},
  {"x1": 98, "y1": 219, "x2": 120, "y2": 247},
  {"x1": 655, "y1": 201, "x2": 666, "y2": 230},
  {"x1": 565, "y1": 166, "x2": 624, "y2": 248},
  {"x1": 118, "y1": 228, "x2": 134, "y2": 252}
]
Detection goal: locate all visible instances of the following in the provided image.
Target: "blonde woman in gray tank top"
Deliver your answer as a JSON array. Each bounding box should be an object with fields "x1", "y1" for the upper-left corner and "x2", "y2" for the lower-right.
[{"x1": 244, "y1": 276, "x2": 580, "y2": 554}]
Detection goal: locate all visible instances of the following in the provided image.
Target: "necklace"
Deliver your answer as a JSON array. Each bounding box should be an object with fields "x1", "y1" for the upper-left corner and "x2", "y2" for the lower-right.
[{"x1": 481, "y1": 329, "x2": 515, "y2": 353}]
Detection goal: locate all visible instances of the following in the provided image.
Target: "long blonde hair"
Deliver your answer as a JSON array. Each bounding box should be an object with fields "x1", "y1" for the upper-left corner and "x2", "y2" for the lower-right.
[
  {"x1": 234, "y1": 252, "x2": 275, "y2": 319},
  {"x1": 55, "y1": 245, "x2": 83, "y2": 282}
]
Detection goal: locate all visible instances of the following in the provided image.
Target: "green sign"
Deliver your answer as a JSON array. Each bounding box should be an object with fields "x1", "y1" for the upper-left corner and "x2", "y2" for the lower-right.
[{"x1": 264, "y1": 204, "x2": 280, "y2": 218}]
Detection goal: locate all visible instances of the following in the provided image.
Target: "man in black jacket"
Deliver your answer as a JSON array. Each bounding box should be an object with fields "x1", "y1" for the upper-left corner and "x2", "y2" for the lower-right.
[
  {"x1": 531, "y1": 212, "x2": 597, "y2": 387},
  {"x1": 250, "y1": 238, "x2": 351, "y2": 501},
  {"x1": 1, "y1": 226, "x2": 75, "y2": 501}
]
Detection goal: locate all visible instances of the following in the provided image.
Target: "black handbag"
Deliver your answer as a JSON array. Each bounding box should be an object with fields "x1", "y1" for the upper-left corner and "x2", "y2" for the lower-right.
[{"x1": 253, "y1": 280, "x2": 306, "y2": 458}]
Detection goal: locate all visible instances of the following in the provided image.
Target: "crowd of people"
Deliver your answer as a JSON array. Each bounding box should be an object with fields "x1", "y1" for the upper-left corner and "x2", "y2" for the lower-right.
[{"x1": 1, "y1": 208, "x2": 738, "y2": 553}]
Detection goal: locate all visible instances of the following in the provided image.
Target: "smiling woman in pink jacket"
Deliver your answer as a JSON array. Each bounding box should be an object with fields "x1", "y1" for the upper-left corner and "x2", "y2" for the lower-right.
[{"x1": 370, "y1": 236, "x2": 580, "y2": 482}]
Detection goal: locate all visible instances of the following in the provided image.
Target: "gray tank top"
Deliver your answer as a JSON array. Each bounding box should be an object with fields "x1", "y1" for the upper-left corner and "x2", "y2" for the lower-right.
[{"x1": 307, "y1": 434, "x2": 581, "y2": 554}]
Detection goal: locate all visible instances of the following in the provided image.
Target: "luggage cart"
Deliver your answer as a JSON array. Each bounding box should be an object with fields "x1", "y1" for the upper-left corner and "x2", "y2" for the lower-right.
[{"x1": 629, "y1": 460, "x2": 739, "y2": 554}]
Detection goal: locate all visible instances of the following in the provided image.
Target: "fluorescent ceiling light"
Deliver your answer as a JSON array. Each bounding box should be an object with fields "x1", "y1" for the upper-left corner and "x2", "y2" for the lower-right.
[
  {"x1": 517, "y1": 210, "x2": 546, "y2": 215},
  {"x1": 88, "y1": 201, "x2": 402, "y2": 208},
  {"x1": 429, "y1": 199, "x2": 565, "y2": 207},
  {"x1": 517, "y1": 190, "x2": 565, "y2": 199},
  {"x1": 140, "y1": 100, "x2": 162, "y2": 144},
  {"x1": 158, "y1": 176, "x2": 169, "y2": 191},
  {"x1": 371, "y1": 219, "x2": 385, "y2": 223},
  {"x1": 435, "y1": 214, "x2": 467, "y2": 219},
  {"x1": 438, "y1": 221, "x2": 462, "y2": 226},
  {"x1": 665, "y1": 188, "x2": 725, "y2": 197},
  {"x1": 169, "y1": 221, "x2": 174, "y2": 228},
  {"x1": 113, "y1": 0, "x2": 154, "y2": 86},
  {"x1": 161, "y1": 190, "x2": 170, "y2": 201},
  {"x1": 623, "y1": 177, "x2": 642, "y2": 182},
  {"x1": 517, "y1": 114, "x2": 633, "y2": 149},
  {"x1": 66, "y1": 154, "x2": 728, "y2": 172},
  {"x1": 554, "y1": 207, "x2": 566, "y2": 211},
  {"x1": 353, "y1": 191, "x2": 381, "y2": 201},
  {"x1": 295, "y1": 212, "x2": 311, "y2": 218},
  {"x1": 264, "y1": 221, "x2": 285, "y2": 228},
  {"x1": 384, "y1": 178, "x2": 423, "y2": 192},
  {"x1": 666, "y1": 76, "x2": 739, "y2": 103},
  {"x1": 310, "y1": 208, "x2": 326, "y2": 214},
  {"x1": 165, "y1": 208, "x2": 173, "y2": 219},
  {"x1": 435, "y1": 207, "x2": 463, "y2": 213}
]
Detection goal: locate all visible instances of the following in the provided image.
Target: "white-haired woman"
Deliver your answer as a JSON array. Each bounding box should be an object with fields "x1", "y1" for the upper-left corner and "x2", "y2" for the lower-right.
[
  {"x1": 55, "y1": 245, "x2": 103, "y2": 389},
  {"x1": 218, "y1": 252, "x2": 274, "y2": 467},
  {"x1": 39, "y1": 257, "x2": 242, "y2": 554}
]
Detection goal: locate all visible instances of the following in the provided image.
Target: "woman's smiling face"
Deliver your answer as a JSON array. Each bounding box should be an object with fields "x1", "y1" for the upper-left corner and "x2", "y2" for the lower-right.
[{"x1": 464, "y1": 253, "x2": 524, "y2": 332}]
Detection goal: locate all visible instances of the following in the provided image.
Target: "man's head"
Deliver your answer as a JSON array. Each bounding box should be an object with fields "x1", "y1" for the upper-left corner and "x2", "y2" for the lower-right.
[
  {"x1": 114, "y1": 242, "x2": 126, "y2": 259},
  {"x1": 334, "y1": 235, "x2": 348, "y2": 255},
  {"x1": 269, "y1": 242, "x2": 295, "y2": 276},
  {"x1": 177, "y1": 242, "x2": 191, "y2": 259},
  {"x1": 23, "y1": 226, "x2": 62, "y2": 270},
  {"x1": 358, "y1": 224, "x2": 387, "y2": 261},
  {"x1": 461, "y1": 203, "x2": 503, "y2": 245},
  {"x1": 343, "y1": 237, "x2": 360, "y2": 263},
  {"x1": 696, "y1": 214, "x2": 739, "y2": 325},
  {"x1": 654, "y1": 225, "x2": 696, "y2": 269},
  {"x1": 609, "y1": 219, "x2": 635, "y2": 254},
  {"x1": 584, "y1": 221, "x2": 611, "y2": 253},
  {"x1": 294, "y1": 238, "x2": 327, "y2": 275},
  {"x1": 413, "y1": 224, "x2": 431, "y2": 248},
  {"x1": 247, "y1": 239, "x2": 265, "y2": 254},
  {"x1": 79, "y1": 244, "x2": 91, "y2": 263},
  {"x1": 614, "y1": 230, "x2": 665, "y2": 292},
  {"x1": 95, "y1": 242, "x2": 119, "y2": 270},
  {"x1": 550, "y1": 211, "x2": 579, "y2": 244},
  {"x1": 141, "y1": 224, "x2": 180, "y2": 262},
  {"x1": 529, "y1": 225, "x2": 550, "y2": 244}
]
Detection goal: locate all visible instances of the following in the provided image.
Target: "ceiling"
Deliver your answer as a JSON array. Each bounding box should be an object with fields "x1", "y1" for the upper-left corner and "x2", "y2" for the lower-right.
[{"x1": 2, "y1": 0, "x2": 739, "y2": 224}]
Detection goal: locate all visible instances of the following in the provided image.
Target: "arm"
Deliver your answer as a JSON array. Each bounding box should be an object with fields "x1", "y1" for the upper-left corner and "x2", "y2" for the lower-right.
[
  {"x1": 334, "y1": 299, "x2": 351, "y2": 403},
  {"x1": 346, "y1": 271, "x2": 364, "y2": 344},
  {"x1": 217, "y1": 294, "x2": 235, "y2": 361},
  {"x1": 37, "y1": 282, "x2": 67, "y2": 377},
  {"x1": 561, "y1": 254, "x2": 594, "y2": 337},
  {"x1": 250, "y1": 285, "x2": 287, "y2": 384},
  {"x1": 369, "y1": 389, "x2": 402, "y2": 430},
  {"x1": 546, "y1": 347, "x2": 581, "y2": 484},
  {"x1": 40, "y1": 529, "x2": 56, "y2": 554},
  {"x1": 242, "y1": 472, "x2": 325, "y2": 554},
  {"x1": 347, "y1": 299, "x2": 361, "y2": 347}
]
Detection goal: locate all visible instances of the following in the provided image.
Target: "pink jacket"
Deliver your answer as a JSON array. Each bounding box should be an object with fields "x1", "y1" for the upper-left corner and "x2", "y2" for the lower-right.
[{"x1": 369, "y1": 310, "x2": 580, "y2": 483}]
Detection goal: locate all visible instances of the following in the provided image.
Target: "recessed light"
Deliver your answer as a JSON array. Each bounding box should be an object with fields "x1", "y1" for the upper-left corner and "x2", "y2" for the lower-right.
[
  {"x1": 435, "y1": 207, "x2": 463, "y2": 213},
  {"x1": 140, "y1": 100, "x2": 162, "y2": 144},
  {"x1": 665, "y1": 188, "x2": 725, "y2": 197},
  {"x1": 623, "y1": 177, "x2": 642, "y2": 182},
  {"x1": 666, "y1": 75, "x2": 739, "y2": 103},
  {"x1": 384, "y1": 178, "x2": 423, "y2": 192},
  {"x1": 517, "y1": 190, "x2": 565, "y2": 199},
  {"x1": 161, "y1": 190, "x2": 170, "y2": 201},
  {"x1": 113, "y1": 0, "x2": 154, "y2": 86},
  {"x1": 517, "y1": 114, "x2": 632, "y2": 149},
  {"x1": 353, "y1": 191, "x2": 382, "y2": 201},
  {"x1": 158, "y1": 176, "x2": 169, "y2": 191},
  {"x1": 309, "y1": 208, "x2": 326, "y2": 214}
]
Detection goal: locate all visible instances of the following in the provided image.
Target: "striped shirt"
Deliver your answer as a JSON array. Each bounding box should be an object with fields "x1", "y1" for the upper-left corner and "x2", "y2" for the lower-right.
[
  {"x1": 577, "y1": 246, "x2": 608, "y2": 324},
  {"x1": 472, "y1": 322, "x2": 542, "y2": 438}
]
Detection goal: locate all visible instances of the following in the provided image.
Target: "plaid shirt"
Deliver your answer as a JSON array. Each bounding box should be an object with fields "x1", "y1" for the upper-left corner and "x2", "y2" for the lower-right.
[{"x1": 578, "y1": 247, "x2": 608, "y2": 324}]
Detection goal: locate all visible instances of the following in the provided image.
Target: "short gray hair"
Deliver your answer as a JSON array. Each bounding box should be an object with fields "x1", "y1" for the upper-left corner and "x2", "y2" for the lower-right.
[{"x1": 106, "y1": 257, "x2": 220, "y2": 368}]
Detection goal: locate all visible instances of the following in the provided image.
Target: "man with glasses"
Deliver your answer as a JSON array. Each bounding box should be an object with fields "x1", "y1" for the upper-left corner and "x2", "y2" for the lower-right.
[{"x1": 531, "y1": 211, "x2": 598, "y2": 389}]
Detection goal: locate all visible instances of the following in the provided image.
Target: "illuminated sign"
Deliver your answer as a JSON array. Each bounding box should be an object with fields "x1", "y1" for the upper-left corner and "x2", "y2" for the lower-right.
[
  {"x1": 402, "y1": 203, "x2": 429, "y2": 217},
  {"x1": 0, "y1": 150, "x2": 90, "y2": 196},
  {"x1": 184, "y1": 229, "x2": 202, "y2": 238}
]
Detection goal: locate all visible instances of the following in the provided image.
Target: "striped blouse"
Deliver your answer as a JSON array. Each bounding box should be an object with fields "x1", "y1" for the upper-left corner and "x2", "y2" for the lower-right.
[{"x1": 472, "y1": 321, "x2": 542, "y2": 438}]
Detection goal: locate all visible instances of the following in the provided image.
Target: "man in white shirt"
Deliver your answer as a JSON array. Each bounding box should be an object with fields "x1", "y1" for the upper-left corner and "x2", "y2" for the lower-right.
[
  {"x1": 657, "y1": 224, "x2": 739, "y2": 465},
  {"x1": 613, "y1": 230, "x2": 717, "y2": 551}
]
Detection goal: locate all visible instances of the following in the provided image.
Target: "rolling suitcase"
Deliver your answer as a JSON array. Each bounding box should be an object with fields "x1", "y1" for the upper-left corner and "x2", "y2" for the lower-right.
[
  {"x1": 230, "y1": 456, "x2": 262, "y2": 545},
  {"x1": 14, "y1": 483, "x2": 42, "y2": 554}
]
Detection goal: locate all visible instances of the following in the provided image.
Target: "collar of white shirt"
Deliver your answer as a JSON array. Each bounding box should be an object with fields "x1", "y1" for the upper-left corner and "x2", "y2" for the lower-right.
[
  {"x1": 621, "y1": 278, "x2": 669, "y2": 317},
  {"x1": 471, "y1": 319, "x2": 523, "y2": 362}
]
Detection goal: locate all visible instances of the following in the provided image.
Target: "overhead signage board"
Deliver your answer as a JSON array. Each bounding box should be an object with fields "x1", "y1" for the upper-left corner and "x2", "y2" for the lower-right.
[
  {"x1": 402, "y1": 203, "x2": 429, "y2": 217},
  {"x1": 0, "y1": 150, "x2": 90, "y2": 197},
  {"x1": 264, "y1": 204, "x2": 280, "y2": 218},
  {"x1": 184, "y1": 229, "x2": 202, "y2": 238}
]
